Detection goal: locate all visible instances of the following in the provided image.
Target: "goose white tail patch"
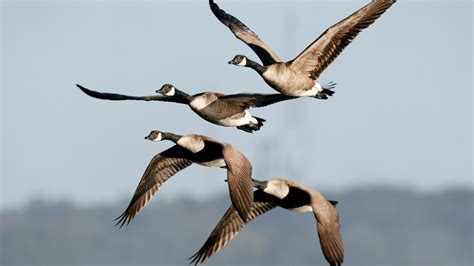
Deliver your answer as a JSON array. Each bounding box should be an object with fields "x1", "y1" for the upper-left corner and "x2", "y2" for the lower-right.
[
  {"x1": 300, "y1": 83, "x2": 323, "y2": 96},
  {"x1": 314, "y1": 83, "x2": 323, "y2": 92},
  {"x1": 177, "y1": 136, "x2": 205, "y2": 153},
  {"x1": 221, "y1": 111, "x2": 254, "y2": 127},
  {"x1": 249, "y1": 115, "x2": 258, "y2": 125}
]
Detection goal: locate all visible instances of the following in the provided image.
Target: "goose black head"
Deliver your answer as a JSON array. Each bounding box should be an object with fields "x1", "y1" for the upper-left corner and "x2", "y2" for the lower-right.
[
  {"x1": 228, "y1": 55, "x2": 248, "y2": 66},
  {"x1": 145, "y1": 130, "x2": 164, "y2": 142},
  {"x1": 157, "y1": 84, "x2": 176, "y2": 96}
]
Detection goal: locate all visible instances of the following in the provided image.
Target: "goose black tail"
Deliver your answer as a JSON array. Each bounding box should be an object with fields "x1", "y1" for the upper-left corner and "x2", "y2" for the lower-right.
[
  {"x1": 315, "y1": 81, "x2": 336, "y2": 99},
  {"x1": 237, "y1": 116, "x2": 266, "y2": 133}
]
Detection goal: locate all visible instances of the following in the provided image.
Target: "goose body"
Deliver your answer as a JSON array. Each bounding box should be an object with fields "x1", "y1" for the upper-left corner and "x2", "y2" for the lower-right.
[
  {"x1": 187, "y1": 92, "x2": 259, "y2": 129},
  {"x1": 261, "y1": 64, "x2": 322, "y2": 97},
  {"x1": 190, "y1": 178, "x2": 343, "y2": 266},
  {"x1": 77, "y1": 84, "x2": 296, "y2": 133},
  {"x1": 211, "y1": 0, "x2": 396, "y2": 98},
  {"x1": 114, "y1": 131, "x2": 254, "y2": 227}
]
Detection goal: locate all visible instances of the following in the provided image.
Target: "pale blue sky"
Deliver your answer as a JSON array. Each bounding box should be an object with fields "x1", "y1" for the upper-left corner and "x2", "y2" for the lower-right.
[{"x1": 1, "y1": 0, "x2": 472, "y2": 209}]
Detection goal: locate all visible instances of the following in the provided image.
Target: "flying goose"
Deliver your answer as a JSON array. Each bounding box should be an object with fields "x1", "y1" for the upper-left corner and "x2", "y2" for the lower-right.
[
  {"x1": 114, "y1": 130, "x2": 254, "y2": 226},
  {"x1": 189, "y1": 178, "x2": 343, "y2": 266},
  {"x1": 76, "y1": 84, "x2": 297, "y2": 133},
  {"x1": 210, "y1": 0, "x2": 396, "y2": 98}
]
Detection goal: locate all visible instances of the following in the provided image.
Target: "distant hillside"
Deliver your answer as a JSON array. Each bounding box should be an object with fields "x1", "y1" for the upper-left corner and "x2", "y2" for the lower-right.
[{"x1": 1, "y1": 188, "x2": 472, "y2": 265}]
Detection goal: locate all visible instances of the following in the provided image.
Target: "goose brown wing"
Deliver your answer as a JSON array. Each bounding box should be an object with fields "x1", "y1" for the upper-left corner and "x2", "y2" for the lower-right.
[
  {"x1": 313, "y1": 201, "x2": 344, "y2": 266},
  {"x1": 114, "y1": 145, "x2": 193, "y2": 227},
  {"x1": 209, "y1": 0, "x2": 282, "y2": 66},
  {"x1": 290, "y1": 0, "x2": 396, "y2": 80},
  {"x1": 222, "y1": 145, "x2": 254, "y2": 221},
  {"x1": 189, "y1": 190, "x2": 277, "y2": 265},
  {"x1": 76, "y1": 84, "x2": 188, "y2": 104},
  {"x1": 219, "y1": 93, "x2": 298, "y2": 108}
]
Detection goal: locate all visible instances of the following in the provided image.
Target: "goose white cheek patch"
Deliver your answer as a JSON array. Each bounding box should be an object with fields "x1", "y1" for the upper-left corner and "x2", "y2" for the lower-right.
[
  {"x1": 237, "y1": 57, "x2": 247, "y2": 66},
  {"x1": 164, "y1": 87, "x2": 175, "y2": 96},
  {"x1": 153, "y1": 132, "x2": 162, "y2": 141}
]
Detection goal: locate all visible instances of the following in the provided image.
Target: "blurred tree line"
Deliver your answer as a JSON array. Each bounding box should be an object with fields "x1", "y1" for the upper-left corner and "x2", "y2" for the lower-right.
[{"x1": 1, "y1": 188, "x2": 472, "y2": 265}]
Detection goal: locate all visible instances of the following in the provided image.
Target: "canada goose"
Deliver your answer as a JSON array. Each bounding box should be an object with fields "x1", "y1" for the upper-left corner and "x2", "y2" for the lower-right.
[
  {"x1": 114, "y1": 131, "x2": 254, "y2": 226},
  {"x1": 189, "y1": 178, "x2": 343, "y2": 266},
  {"x1": 210, "y1": 0, "x2": 396, "y2": 98},
  {"x1": 76, "y1": 84, "x2": 297, "y2": 133}
]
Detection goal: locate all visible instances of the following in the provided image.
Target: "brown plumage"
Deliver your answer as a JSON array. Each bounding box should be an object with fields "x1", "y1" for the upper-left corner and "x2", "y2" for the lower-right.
[
  {"x1": 114, "y1": 131, "x2": 254, "y2": 227},
  {"x1": 209, "y1": 0, "x2": 281, "y2": 66},
  {"x1": 189, "y1": 178, "x2": 343, "y2": 266},
  {"x1": 76, "y1": 84, "x2": 296, "y2": 133},
  {"x1": 114, "y1": 145, "x2": 193, "y2": 227},
  {"x1": 289, "y1": 0, "x2": 397, "y2": 81},
  {"x1": 211, "y1": 0, "x2": 396, "y2": 98},
  {"x1": 189, "y1": 189, "x2": 276, "y2": 264}
]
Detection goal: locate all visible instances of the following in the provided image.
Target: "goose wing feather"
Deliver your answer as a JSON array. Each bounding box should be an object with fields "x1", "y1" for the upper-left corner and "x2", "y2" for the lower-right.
[
  {"x1": 222, "y1": 145, "x2": 254, "y2": 221},
  {"x1": 219, "y1": 93, "x2": 298, "y2": 108},
  {"x1": 313, "y1": 199, "x2": 344, "y2": 265},
  {"x1": 290, "y1": 0, "x2": 396, "y2": 80},
  {"x1": 114, "y1": 145, "x2": 193, "y2": 227},
  {"x1": 76, "y1": 84, "x2": 188, "y2": 104},
  {"x1": 189, "y1": 190, "x2": 277, "y2": 265},
  {"x1": 209, "y1": 0, "x2": 282, "y2": 65}
]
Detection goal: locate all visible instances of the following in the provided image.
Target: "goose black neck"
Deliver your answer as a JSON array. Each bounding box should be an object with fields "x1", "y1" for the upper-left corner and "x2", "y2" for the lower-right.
[
  {"x1": 245, "y1": 59, "x2": 265, "y2": 74},
  {"x1": 174, "y1": 89, "x2": 193, "y2": 103},
  {"x1": 162, "y1": 132, "x2": 182, "y2": 143}
]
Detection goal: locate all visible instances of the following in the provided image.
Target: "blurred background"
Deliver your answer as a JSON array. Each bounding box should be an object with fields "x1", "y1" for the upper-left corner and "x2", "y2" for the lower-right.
[{"x1": 1, "y1": 0, "x2": 472, "y2": 265}]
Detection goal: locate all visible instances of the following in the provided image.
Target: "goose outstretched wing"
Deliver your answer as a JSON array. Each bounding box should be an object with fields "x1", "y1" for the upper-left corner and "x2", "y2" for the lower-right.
[
  {"x1": 222, "y1": 145, "x2": 254, "y2": 221},
  {"x1": 189, "y1": 190, "x2": 277, "y2": 265},
  {"x1": 209, "y1": 0, "x2": 282, "y2": 66},
  {"x1": 114, "y1": 145, "x2": 193, "y2": 227},
  {"x1": 77, "y1": 84, "x2": 188, "y2": 104},
  {"x1": 313, "y1": 200, "x2": 344, "y2": 266},
  {"x1": 220, "y1": 93, "x2": 298, "y2": 108},
  {"x1": 290, "y1": 0, "x2": 396, "y2": 80}
]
